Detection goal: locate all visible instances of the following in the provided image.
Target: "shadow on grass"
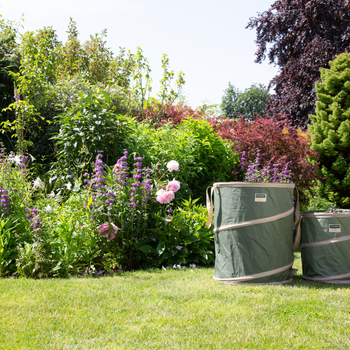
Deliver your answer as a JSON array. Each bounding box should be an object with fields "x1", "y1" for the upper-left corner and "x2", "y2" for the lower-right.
[{"x1": 288, "y1": 274, "x2": 350, "y2": 289}]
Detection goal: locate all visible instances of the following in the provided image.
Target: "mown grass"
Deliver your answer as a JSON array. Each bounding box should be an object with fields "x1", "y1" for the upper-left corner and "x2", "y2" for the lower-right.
[{"x1": 0, "y1": 253, "x2": 349, "y2": 350}]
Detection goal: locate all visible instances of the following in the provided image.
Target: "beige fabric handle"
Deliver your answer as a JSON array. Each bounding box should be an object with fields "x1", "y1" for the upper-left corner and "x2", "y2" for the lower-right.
[
  {"x1": 205, "y1": 186, "x2": 214, "y2": 229},
  {"x1": 214, "y1": 207, "x2": 294, "y2": 233},
  {"x1": 301, "y1": 234, "x2": 350, "y2": 248},
  {"x1": 303, "y1": 212, "x2": 350, "y2": 218},
  {"x1": 293, "y1": 189, "x2": 301, "y2": 252}
]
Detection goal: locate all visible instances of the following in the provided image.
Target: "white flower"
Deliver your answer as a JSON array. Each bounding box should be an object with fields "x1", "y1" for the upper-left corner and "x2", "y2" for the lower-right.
[
  {"x1": 47, "y1": 191, "x2": 55, "y2": 198},
  {"x1": 9, "y1": 154, "x2": 21, "y2": 166},
  {"x1": 43, "y1": 205, "x2": 52, "y2": 212},
  {"x1": 33, "y1": 177, "x2": 44, "y2": 189},
  {"x1": 65, "y1": 182, "x2": 72, "y2": 191}
]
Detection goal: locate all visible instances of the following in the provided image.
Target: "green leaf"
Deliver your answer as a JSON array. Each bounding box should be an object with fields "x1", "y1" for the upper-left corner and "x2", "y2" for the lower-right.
[
  {"x1": 156, "y1": 241, "x2": 166, "y2": 256},
  {"x1": 138, "y1": 245, "x2": 153, "y2": 254}
]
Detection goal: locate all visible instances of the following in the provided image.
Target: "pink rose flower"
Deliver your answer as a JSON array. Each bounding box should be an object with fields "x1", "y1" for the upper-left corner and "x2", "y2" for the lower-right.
[
  {"x1": 167, "y1": 160, "x2": 179, "y2": 172},
  {"x1": 163, "y1": 190, "x2": 175, "y2": 203},
  {"x1": 156, "y1": 190, "x2": 175, "y2": 204},
  {"x1": 166, "y1": 179, "x2": 180, "y2": 192},
  {"x1": 156, "y1": 194, "x2": 168, "y2": 204},
  {"x1": 156, "y1": 189, "x2": 165, "y2": 196},
  {"x1": 99, "y1": 222, "x2": 118, "y2": 239}
]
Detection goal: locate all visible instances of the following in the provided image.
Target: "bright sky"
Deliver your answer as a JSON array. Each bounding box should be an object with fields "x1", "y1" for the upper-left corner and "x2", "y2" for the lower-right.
[{"x1": 1, "y1": 0, "x2": 278, "y2": 108}]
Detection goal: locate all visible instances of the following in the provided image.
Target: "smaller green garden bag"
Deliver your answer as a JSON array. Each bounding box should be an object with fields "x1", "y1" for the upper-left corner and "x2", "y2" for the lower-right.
[{"x1": 300, "y1": 210, "x2": 350, "y2": 284}]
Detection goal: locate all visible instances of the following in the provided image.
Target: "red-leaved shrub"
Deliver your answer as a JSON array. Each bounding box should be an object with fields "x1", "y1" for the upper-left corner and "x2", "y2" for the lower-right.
[
  {"x1": 137, "y1": 102, "x2": 206, "y2": 127},
  {"x1": 208, "y1": 116, "x2": 320, "y2": 193}
]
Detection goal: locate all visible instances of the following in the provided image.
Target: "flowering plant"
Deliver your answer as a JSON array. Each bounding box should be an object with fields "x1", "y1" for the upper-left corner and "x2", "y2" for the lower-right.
[
  {"x1": 241, "y1": 150, "x2": 292, "y2": 183},
  {"x1": 83, "y1": 152, "x2": 189, "y2": 269},
  {"x1": 154, "y1": 160, "x2": 181, "y2": 205},
  {"x1": 84, "y1": 150, "x2": 158, "y2": 269}
]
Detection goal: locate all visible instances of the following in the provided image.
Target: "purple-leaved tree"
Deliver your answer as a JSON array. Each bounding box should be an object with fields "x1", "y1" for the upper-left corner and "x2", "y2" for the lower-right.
[{"x1": 247, "y1": 0, "x2": 350, "y2": 128}]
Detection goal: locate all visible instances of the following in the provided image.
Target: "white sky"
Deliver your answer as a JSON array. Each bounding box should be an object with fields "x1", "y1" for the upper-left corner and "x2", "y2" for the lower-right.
[{"x1": 1, "y1": 0, "x2": 278, "y2": 108}]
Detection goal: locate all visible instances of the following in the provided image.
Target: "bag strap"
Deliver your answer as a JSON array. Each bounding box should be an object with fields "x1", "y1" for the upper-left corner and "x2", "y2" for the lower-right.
[
  {"x1": 293, "y1": 189, "x2": 302, "y2": 252},
  {"x1": 206, "y1": 186, "x2": 215, "y2": 229}
]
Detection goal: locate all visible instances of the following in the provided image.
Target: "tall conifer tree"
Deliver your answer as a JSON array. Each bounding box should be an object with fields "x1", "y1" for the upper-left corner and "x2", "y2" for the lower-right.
[{"x1": 309, "y1": 53, "x2": 350, "y2": 207}]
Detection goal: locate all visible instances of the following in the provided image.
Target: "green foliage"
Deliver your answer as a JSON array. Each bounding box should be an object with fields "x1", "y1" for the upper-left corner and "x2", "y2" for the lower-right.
[
  {"x1": 5, "y1": 19, "x2": 134, "y2": 167},
  {"x1": 221, "y1": 82, "x2": 270, "y2": 120},
  {"x1": 0, "y1": 152, "x2": 31, "y2": 276},
  {"x1": 145, "y1": 198, "x2": 214, "y2": 267},
  {"x1": 0, "y1": 217, "x2": 18, "y2": 277},
  {"x1": 221, "y1": 82, "x2": 238, "y2": 118},
  {"x1": 57, "y1": 19, "x2": 134, "y2": 87},
  {"x1": 157, "y1": 54, "x2": 185, "y2": 111},
  {"x1": 300, "y1": 187, "x2": 337, "y2": 212},
  {"x1": 309, "y1": 52, "x2": 350, "y2": 208},
  {"x1": 0, "y1": 149, "x2": 216, "y2": 277},
  {"x1": 127, "y1": 47, "x2": 152, "y2": 114},
  {"x1": 0, "y1": 15, "x2": 21, "y2": 150},
  {"x1": 2, "y1": 99, "x2": 37, "y2": 154},
  {"x1": 128, "y1": 49, "x2": 186, "y2": 123},
  {"x1": 15, "y1": 192, "x2": 100, "y2": 278},
  {"x1": 129, "y1": 118, "x2": 239, "y2": 202},
  {"x1": 13, "y1": 20, "x2": 133, "y2": 108},
  {"x1": 50, "y1": 90, "x2": 133, "y2": 188}
]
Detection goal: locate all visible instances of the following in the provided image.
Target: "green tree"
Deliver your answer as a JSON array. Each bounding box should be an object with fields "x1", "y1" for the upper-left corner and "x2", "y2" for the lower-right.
[
  {"x1": 6, "y1": 19, "x2": 133, "y2": 165},
  {"x1": 0, "y1": 15, "x2": 21, "y2": 150},
  {"x1": 221, "y1": 83, "x2": 270, "y2": 120},
  {"x1": 221, "y1": 83, "x2": 239, "y2": 118},
  {"x1": 309, "y1": 52, "x2": 350, "y2": 208}
]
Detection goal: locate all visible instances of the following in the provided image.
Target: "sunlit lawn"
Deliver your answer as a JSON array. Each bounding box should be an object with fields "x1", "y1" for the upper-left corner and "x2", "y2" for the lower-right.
[{"x1": 0, "y1": 252, "x2": 349, "y2": 350}]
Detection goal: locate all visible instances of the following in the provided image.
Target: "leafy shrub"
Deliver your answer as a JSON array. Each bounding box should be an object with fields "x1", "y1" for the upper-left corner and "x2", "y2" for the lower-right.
[
  {"x1": 129, "y1": 118, "x2": 239, "y2": 202},
  {"x1": 137, "y1": 102, "x2": 205, "y2": 127},
  {"x1": 50, "y1": 91, "x2": 133, "y2": 190},
  {"x1": 309, "y1": 52, "x2": 350, "y2": 208},
  {"x1": 143, "y1": 198, "x2": 214, "y2": 268},
  {"x1": 209, "y1": 115, "x2": 320, "y2": 196},
  {"x1": 300, "y1": 188, "x2": 338, "y2": 212}
]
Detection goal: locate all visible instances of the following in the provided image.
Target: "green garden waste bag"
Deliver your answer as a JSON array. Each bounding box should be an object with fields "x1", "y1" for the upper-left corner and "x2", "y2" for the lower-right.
[
  {"x1": 300, "y1": 210, "x2": 350, "y2": 284},
  {"x1": 206, "y1": 182, "x2": 296, "y2": 285}
]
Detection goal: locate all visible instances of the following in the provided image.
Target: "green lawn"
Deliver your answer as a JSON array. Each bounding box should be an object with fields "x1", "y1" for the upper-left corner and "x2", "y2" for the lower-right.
[{"x1": 0, "y1": 253, "x2": 349, "y2": 350}]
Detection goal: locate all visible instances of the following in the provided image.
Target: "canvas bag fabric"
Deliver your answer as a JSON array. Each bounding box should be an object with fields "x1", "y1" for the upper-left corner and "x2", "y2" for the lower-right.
[
  {"x1": 206, "y1": 182, "x2": 296, "y2": 285},
  {"x1": 300, "y1": 210, "x2": 350, "y2": 284}
]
